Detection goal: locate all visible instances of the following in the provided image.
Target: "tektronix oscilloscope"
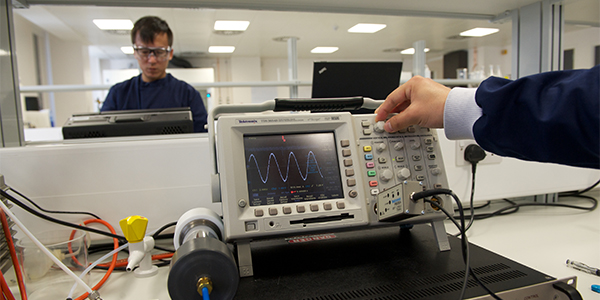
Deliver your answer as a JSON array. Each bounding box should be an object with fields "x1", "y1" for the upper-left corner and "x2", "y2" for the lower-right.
[{"x1": 209, "y1": 98, "x2": 452, "y2": 276}]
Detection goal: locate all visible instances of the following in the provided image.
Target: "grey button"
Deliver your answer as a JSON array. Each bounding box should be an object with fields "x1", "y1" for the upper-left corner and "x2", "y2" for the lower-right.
[
  {"x1": 297, "y1": 205, "x2": 306, "y2": 213},
  {"x1": 283, "y1": 206, "x2": 292, "y2": 214},
  {"x1": 342, "y1": 149, "x2": 352, "y2": 157},
  {"x1": 269, "y1": 207, "x2": 278, "y2": 215},
  {"x1": 344, "y1": 159, "x2": 353, "y2": 167},
  {"x1": 254, "y1": 209, "x2": 264, "y2": 217},
  {"x1": 336, "y1": 201, "x2": 345, "y2": 209},
  {"x1": 246, "y1": 222, "x2": 256, "y2": 231},
  {"x1": 310, "y1": 204, "x2": 319, "y2": 212},
  {"x1": 345, "y1": 169, "x2": 355, "y2": 176},
  {"x1": 347, "y1": 178, "x2": 356, "y2": 186},
  {"x1": 323, "y1": 203, "x2": 333, "y2": 210},
  {"x1": 340, "y1": 139, "x2": 350, "y2": 147}
]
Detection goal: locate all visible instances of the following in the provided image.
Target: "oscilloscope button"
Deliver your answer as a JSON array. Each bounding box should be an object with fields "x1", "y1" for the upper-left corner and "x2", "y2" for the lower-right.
[
  {"x1": 363, "y1": 129, "x2": 372, "y2": 135},
  {"x1": 363, "y1": 146, "x2": 372, "y2": 152},
  {"x1": 342, "y1": 149, "x2": 352, "y2": 157},
  {"x1": 323, "y1": 203, "x2": 332, "y2": 210},
  {"x1": 297, "y1": 205, "x2": 306, "y2": 213},
  {"x1": 283, "y1": 206, "x2": 292, "y2": 214},
  {"x1": 336, "y1": 201, "x2": 345, "y2": 209},
  {"x1": 269, "y1": 208, "x2": 278, "y2": 216},
  {"x1": 254, "y1": 209, "x2": 264, "y2": 217},
  {"x1": 366, "y1": 162, "x2": 375, "y2": 168},
  {"x1": 347, "y1": 178, "x2": 357, "y2": 186},
  {"x1": 310, "y1": 204, "x2": 319, "y2": 212},
  {"x1": 345, "y1": 169, "x2": 355, "y2": 176},
  {"x1": 361, "y1": 121, "x2": 371, "y2": 127},
  {"x1": 340, "y1": 139, "x2": 350, "y2": 147},
  {"x1": 344, "y1": 159, "x2": 353, "y2": 167},
  {"x1": 365, "y1": 154, "x2": 373, "y2": 160}
]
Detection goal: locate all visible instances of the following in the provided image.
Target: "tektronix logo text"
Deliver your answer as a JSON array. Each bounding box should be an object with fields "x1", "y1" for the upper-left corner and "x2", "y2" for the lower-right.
[{"x1": 237, "y1": 119, "x2": 258, "y2": 124}]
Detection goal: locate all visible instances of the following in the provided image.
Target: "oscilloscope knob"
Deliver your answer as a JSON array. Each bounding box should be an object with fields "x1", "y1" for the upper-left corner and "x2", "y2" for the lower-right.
[
  {"x1": 397, "y1": 168, "x2": 411, "y2": 180},
  {"x1": 380, "y1": 169, "x2": 394, "y2": 182},
  {"x1": 393, "y1": 142, "x2": 404, "y2": 151},
  {"x1": 376, "y1": 143, "x2": 387, "y2": 152},
  {"x1": 374, "y1": 121, "x2": 386, "y2": 133},
  {"x1": 410, "y1": 141, "x2": 421, "y2": 150}
]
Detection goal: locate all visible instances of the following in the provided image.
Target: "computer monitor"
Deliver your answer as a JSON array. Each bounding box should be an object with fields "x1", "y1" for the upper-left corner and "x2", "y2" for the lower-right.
[
  {"x1": 62, "y1": 107, "x2": 193, "y2": 139},
  {"x1": 311, "y1": 61, "x2": 403, "y2": 100}
]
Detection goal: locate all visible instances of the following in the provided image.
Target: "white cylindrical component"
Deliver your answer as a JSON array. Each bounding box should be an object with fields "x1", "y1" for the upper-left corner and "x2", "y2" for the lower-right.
[
  {"x1": 431, "y1": 168, "x2": 441, "y2": 176},
  {"x1": 380, "y1": 169, "x2": 393, "y2": 182},
  {"x1": 411, "y1": 141, "x2": 421, "y2": 150},
  {"x1": 376, "y1": 143, "x2": 387, "y2": 152},
  {"x1": 397, "y1": 168, "x2": 411, "y2": 180},
  {"x1": 174, "y1": 208, "x2": 224, "y2": 250},
  {"x1": 393, "y1": 142, "x2": 404, "y2": 151},
  {"x1": 374, "y1": 121, "x2": 386, "y2": 133}
]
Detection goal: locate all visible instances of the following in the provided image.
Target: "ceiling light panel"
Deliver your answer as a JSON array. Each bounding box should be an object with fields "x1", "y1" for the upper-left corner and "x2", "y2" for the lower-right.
[
  {"x1": 93, "y1": 19, "x2": 133, "y2": 30},
  {"x1": 311, "y1": 47, "x2": 339, "y2": 54},
  {"x1": 400, "y1": 48, "x2": 430, "y2": 55},
  {"x1": 121, "y1": 46, "x2": 134, "y2": 54},
  {"x1": 214, "y1": 21, "x2": 250, "y2": 31},
  {"x1": 348, "y1": 23, "x2": 386, "y2": 33},
  {"x1": 209, "y1": 46, "x2": 236, "y2": 53},
  {"x1": 459, "y1": 27, "x2": 499, "y2": 37}
]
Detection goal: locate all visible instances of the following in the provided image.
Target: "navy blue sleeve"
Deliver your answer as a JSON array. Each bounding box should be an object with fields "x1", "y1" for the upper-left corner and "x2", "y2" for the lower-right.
[
  {"x1": 189, "y1": 89, "x2": 208, "y2": 132},
  {"x1": 101, "y1": 86, "x2": 118, "y2": 112},
  {"x1": 473, "y1": 65, "x2": 599, "y2": 169}
]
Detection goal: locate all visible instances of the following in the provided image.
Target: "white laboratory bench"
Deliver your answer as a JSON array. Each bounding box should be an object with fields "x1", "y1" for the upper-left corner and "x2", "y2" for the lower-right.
[{"x1": 7, "y1": 192, "x2": 600, "y2": 300}]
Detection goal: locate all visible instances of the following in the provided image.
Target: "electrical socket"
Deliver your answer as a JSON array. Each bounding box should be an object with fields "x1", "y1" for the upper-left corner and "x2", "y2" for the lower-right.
[{"x1": 455, "y1": 140, "x2": 502, "y2": 166}]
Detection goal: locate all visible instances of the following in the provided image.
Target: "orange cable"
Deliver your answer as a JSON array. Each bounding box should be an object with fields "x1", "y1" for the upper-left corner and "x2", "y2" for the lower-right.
[
  {"x1": 0, "y1": 270, "x2": 15, "y2": 300},
  {"x1": 0, "y1": 209, "x2": 26, "y2": 300},
  {"x1": 70, "y1": 219, "x2": 119, "y2": 300}
]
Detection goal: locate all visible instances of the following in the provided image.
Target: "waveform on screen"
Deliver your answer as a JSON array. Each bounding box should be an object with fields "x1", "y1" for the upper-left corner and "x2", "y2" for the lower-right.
[{"x1": 247, "y1": 151, "x2": 324, "y2": 184}]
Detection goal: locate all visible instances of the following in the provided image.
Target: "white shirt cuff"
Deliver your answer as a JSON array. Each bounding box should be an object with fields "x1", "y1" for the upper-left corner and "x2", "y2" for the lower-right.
[{"x1": 443, "y1": 87, "x2": 481, "y2": 140}]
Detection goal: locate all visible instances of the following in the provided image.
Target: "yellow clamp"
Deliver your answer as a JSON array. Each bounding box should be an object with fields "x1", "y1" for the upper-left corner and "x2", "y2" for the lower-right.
[{"x1": 119, "y1": 215, "x2": 148, "y2": 243}]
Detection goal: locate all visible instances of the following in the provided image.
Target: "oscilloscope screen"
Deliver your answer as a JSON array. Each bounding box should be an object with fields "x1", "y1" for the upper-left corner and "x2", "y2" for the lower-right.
[{"x1": 244, "y1": 132, "x2": 344, "y2": 206}]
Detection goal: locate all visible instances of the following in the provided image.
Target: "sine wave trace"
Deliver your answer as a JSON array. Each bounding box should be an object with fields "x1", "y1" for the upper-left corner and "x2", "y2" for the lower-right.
[{"x1": 247, "y1": 151, "x2": 324, "y2": 183}]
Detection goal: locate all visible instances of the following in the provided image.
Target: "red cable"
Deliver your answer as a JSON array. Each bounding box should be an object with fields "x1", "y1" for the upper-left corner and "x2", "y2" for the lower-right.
[
  {"x1": 0, "y1": 270, "x2": 15, "y2": 300},
  {"x1": 69, "y1": 219, "x2": 119, "y2": 300},
  {"x1": 0, "y1": 209, "x2": 27, "y2": 300}
]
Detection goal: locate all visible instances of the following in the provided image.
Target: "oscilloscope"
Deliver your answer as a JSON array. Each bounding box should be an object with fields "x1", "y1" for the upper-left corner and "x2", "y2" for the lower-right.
[{"x1": 210, "y1": 98, "x2": 453, "y2": 276}]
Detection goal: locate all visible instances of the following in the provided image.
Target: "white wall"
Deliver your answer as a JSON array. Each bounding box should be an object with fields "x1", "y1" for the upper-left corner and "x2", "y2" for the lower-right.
[{"x1": 563, "y1": 27, "x2": 600, "y2": 69}]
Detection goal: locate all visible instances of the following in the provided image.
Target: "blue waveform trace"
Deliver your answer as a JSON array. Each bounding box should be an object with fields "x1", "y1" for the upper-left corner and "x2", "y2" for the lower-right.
[{"x1": 247, "y1": 151, "x2": 324, "y2": 184}]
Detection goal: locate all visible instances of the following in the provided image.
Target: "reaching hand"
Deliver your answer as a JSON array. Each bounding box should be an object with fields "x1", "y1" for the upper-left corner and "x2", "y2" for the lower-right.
[{"x1": 375, "y1": 76, "x2": 451, "y2": 132}]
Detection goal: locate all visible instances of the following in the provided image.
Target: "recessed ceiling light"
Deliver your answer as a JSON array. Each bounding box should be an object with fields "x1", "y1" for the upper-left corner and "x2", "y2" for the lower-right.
[
  {"x1": 460, "y1": 28, "x2": 499, "y2": 37},
  {"x1": 93, "y1": 19, "x2": 134, "y2": 30},
  {"x1": 214, "y1": 21, "x2": 250, "y2": 31},
  {"x1": 209, "y1": 46, "x2": 236, "y2": 53},
  {"x1": 400, "y1": 48, "x2": 430, "y2": 55},
  {"x1": 311, "y1": 47, "x2": 339, "y2": 54},
  {"x1": 121, "y1": 46, "x2": 134, "y2": 54},
  {"x1": 348, "y1": 23, "x2": 386, "y2": 33}
]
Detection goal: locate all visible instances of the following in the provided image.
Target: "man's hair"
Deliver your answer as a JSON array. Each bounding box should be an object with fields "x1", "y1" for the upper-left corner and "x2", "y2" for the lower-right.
[{"x1": 131, "y1": 16, "x2": 173, "y2": 46}]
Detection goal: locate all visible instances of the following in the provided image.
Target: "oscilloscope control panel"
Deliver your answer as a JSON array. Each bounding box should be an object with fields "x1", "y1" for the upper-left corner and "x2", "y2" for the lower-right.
[{"x1": 216, "y1": 112, "x2": 450, "y2": 242}]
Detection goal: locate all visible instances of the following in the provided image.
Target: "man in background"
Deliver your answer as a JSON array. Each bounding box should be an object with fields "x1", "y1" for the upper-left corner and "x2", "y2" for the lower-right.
[{"x1": 101, "y1": 16, "x2": 208, "y2": 132}]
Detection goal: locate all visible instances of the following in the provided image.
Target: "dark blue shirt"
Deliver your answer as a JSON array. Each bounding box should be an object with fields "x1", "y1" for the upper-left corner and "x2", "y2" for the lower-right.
[
  {"x1": 474, "y1": 65, "x2": 600, "y2": 169},
  {"x1": 101, "y1": 74, "x2": 208, "y2": 132}
]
